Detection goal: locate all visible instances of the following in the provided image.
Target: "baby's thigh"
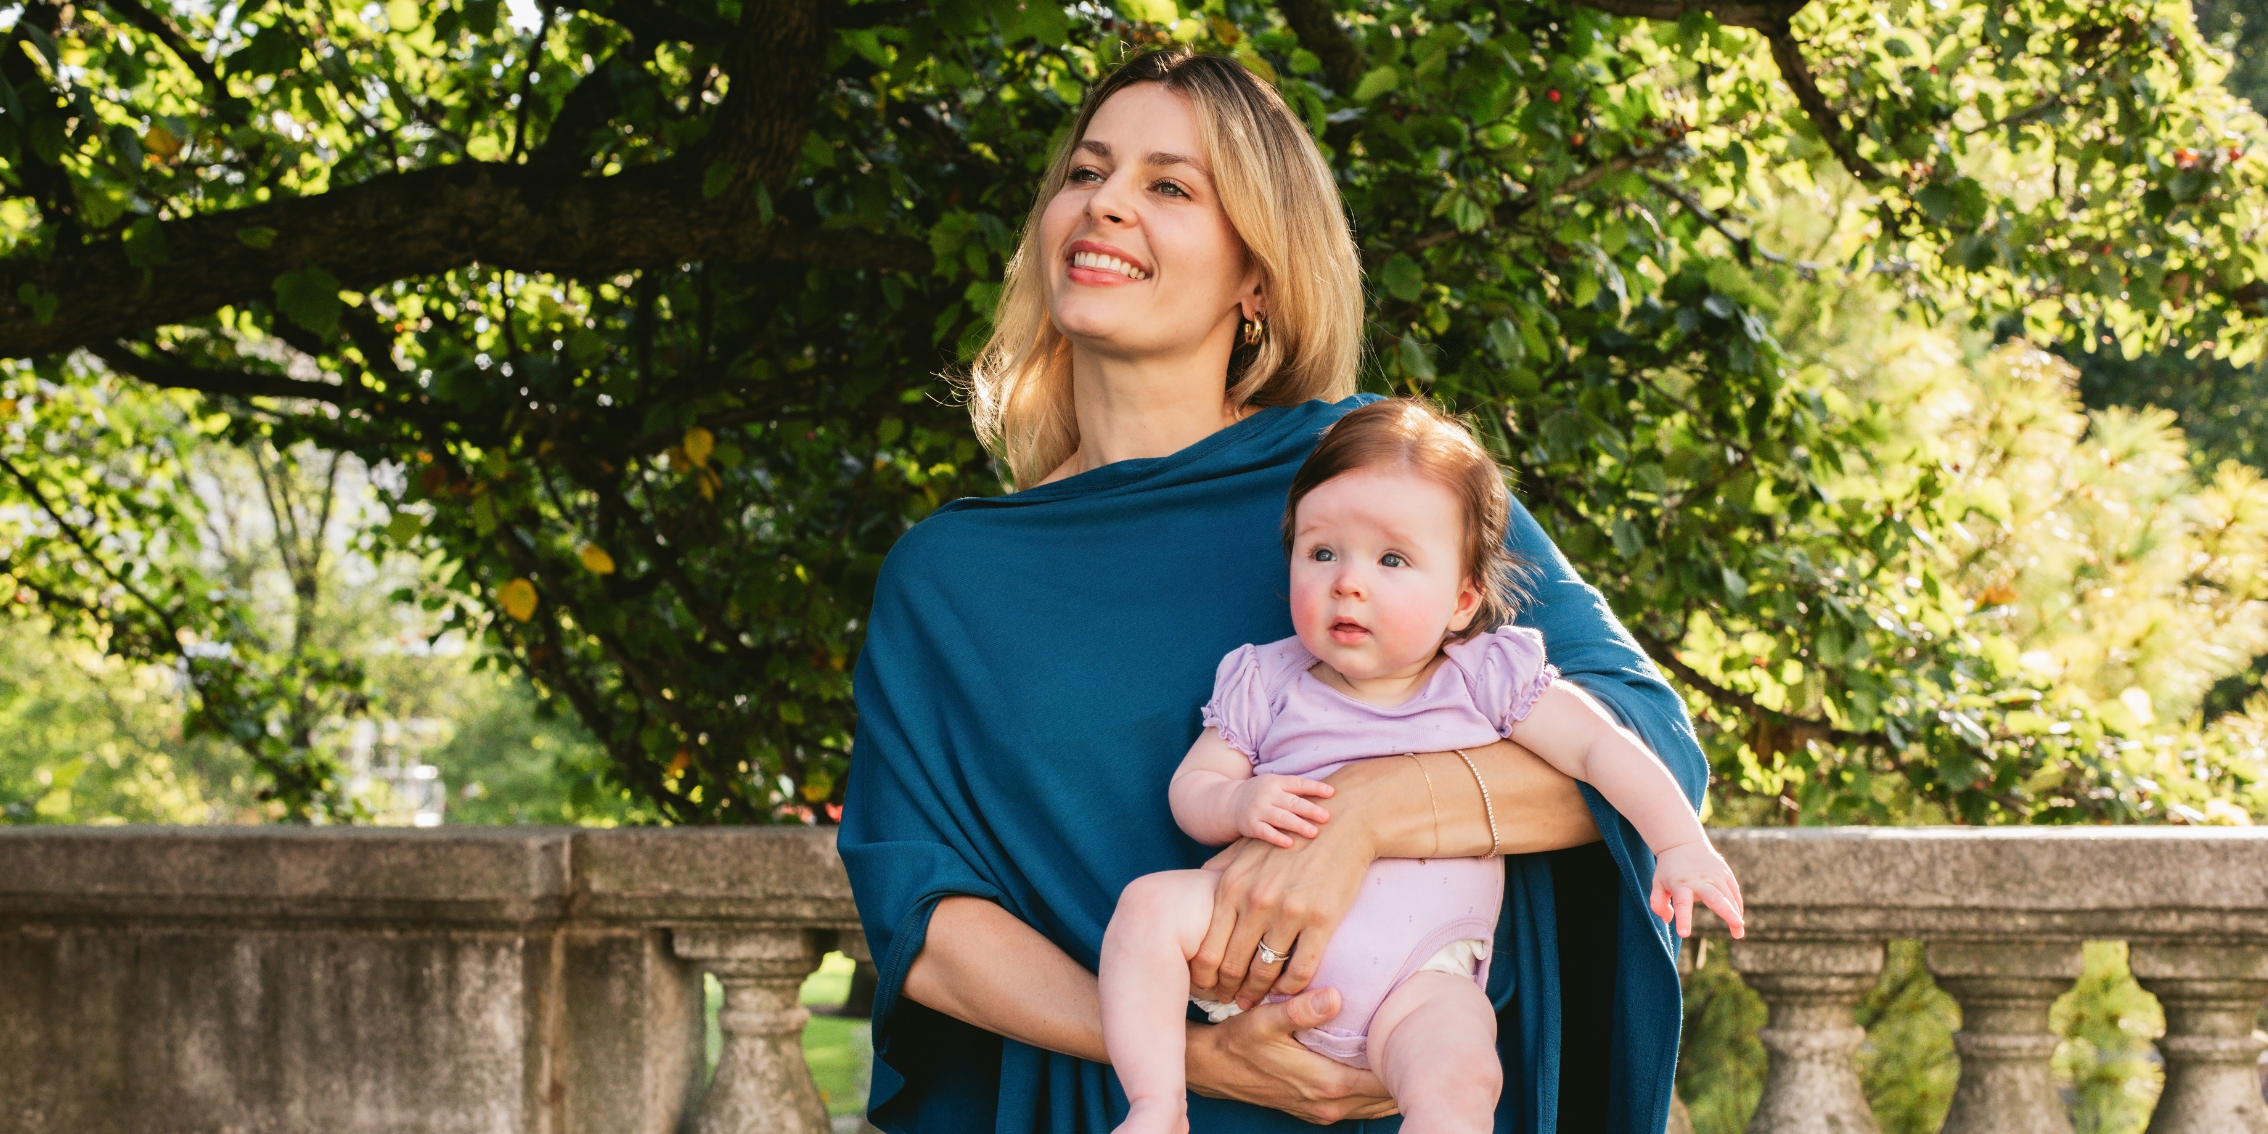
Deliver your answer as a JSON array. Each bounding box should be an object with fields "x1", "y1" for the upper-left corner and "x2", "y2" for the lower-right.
[
  {"x1": 1106, "y1": 869, "x2": 1221, "y2": 953},
  {"x1": 1365, "y1": 971, "x2": 1500, "y2": 1086}
]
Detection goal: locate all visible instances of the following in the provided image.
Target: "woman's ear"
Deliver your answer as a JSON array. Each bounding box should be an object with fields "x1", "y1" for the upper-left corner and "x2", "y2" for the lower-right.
[
  {"x1": 1446, "y1": 576, "x2": 1483, "y2": 633},
  {"x1": 1239, "y1": 260, "x2": 1267, "y2": 321}
]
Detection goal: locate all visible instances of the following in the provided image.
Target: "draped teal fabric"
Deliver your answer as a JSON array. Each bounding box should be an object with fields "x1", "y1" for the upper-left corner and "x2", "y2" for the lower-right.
[{"x1": 840, "y1": 396, "x2": 1705, "y2": 1133}]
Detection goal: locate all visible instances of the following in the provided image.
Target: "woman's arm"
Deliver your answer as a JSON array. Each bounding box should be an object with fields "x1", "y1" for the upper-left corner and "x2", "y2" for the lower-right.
[
  {"x1": 904, "y1": 895, "x2": 1398, "y2": 1122},
  {"x1": 1190, "y1": 736, "x2": 1599, "y2": 1008}
]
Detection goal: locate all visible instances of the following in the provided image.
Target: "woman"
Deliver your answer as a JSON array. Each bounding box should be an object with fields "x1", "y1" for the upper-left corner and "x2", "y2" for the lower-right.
[{"x1": 840, "y1": 49, "x2": 1704, "y2": 1134}]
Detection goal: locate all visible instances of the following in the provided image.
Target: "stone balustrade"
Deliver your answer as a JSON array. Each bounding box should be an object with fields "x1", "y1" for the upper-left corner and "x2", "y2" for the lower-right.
[
  {"x1": 1705, "y1": 827, "x2": 2268, "y2": 1134},
  {"x1": 2, "y1": 826, "x2": 2265, "y2": 1133},
  {"x1": 0, "y1": 826, "x2": 860, "y2": 1134}
]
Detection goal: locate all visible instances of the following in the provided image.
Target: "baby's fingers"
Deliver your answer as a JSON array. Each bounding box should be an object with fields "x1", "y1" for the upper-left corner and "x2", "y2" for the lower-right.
[
  {"x1": 1277, "y1": 776, "x2": 1334, "y2": 799},
  {"x1": 1697, "y1": 881, "x2": 1746, "y2": 938},
  {"x1": 1262, "y1": 808, "x2": 1319, "y2": 841},
  {"x1": 1672, "y1": 884, "x2": 1695, "y2": 938},
  {"x1": 1278, "y1": 796, "x2": 1332, "y2": 826},
  {"x1": 1243, "y1": 821, "x2": 1298, "y2": 849},
  {"x1": 1649, "y1": 881, "x2": 1674, "y2": 925}
]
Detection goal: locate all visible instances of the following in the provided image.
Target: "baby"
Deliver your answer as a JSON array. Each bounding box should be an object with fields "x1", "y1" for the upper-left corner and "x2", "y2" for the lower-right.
[{"x1": 1098, "y1": 398, "x2": 1745, "y2": 1134}]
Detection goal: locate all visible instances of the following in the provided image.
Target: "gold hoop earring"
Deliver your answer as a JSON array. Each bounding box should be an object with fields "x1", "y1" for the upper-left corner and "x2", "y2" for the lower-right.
[{"x1": 1241, "y1": 314, "x2": 1266, "y2": 346}]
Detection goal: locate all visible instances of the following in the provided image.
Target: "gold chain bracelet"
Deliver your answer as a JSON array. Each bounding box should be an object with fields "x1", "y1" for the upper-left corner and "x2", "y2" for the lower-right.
[{"x1": 1405, "y1": 753, "x2": 1441, "y2": 860}]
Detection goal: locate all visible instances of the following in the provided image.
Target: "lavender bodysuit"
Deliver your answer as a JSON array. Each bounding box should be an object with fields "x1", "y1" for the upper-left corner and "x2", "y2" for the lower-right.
[{"x1": 1198, "y1": 624, "x2": 1558, "y2": 1068}]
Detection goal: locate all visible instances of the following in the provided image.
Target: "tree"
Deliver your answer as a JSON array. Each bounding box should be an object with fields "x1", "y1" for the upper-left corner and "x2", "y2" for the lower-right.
[{"x1": 2, "y1": 0, "x2": 2263, "y2": 823}]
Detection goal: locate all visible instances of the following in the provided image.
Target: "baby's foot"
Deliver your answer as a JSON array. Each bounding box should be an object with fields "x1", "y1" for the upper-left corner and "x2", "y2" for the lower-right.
[{"x1": 1110, "y1": 1097, "x2": 1189, "y2": 1134}]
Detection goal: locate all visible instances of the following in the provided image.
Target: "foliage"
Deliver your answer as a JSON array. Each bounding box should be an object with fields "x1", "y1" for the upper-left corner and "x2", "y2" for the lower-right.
[{"x1": 1, "y1": 0, "x2": 2265, "y2": 821}]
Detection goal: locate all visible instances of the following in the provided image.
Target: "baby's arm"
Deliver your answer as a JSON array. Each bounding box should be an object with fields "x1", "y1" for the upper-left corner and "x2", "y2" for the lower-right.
[
  {"x1": 1169, "y1": 729, "x2": 1335, "y2": 848},
  {"x1": 1505, "y1": 685, "x2": 1745, "y2": 937}
]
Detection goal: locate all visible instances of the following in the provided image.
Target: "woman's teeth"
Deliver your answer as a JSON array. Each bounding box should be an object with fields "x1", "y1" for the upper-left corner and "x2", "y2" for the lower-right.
[{"x1": 1071, "y1": 251, "x2": 1149, "y2": 280}]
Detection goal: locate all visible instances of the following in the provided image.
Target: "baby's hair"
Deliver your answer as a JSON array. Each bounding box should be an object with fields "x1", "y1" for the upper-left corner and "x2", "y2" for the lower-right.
[{"x1": 1282, "y1": 398, "x2": 1528, "y2": 638}]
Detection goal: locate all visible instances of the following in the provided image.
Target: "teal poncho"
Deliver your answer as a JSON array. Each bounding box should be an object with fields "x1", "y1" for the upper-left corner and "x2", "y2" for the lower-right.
[{"x1": 841, "y1": 396, "x2": 1705, "y2": 1133}]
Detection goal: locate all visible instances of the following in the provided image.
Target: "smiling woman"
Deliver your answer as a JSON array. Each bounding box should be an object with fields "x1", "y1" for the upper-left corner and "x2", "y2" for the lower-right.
[{"x1": 968, "y1": 52, "x2": 1362, "y2": 489}]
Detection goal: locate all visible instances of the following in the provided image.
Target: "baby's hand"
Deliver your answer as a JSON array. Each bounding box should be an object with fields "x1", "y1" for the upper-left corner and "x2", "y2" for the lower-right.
[
  {"x1": 1650, "y1": 840, "x2": 1745, "y2": 939},
  {"x1": 1228, "y1": 774, "x2": 1334, "y2": 848}
]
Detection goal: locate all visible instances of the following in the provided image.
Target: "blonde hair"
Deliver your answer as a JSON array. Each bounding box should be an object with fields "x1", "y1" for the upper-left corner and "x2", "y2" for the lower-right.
[
  {"x1": 966, "y1": 49, "x2": 1364, "y2": 488},
  {"x1": 1283, "y1": 398, "x2": 1529, "y2": 638}
]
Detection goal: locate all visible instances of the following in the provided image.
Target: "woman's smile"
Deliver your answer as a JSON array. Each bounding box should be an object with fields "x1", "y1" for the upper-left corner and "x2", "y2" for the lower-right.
[{"x1": 1067, "y1": 239, "x2": 1151, "y2": 283}]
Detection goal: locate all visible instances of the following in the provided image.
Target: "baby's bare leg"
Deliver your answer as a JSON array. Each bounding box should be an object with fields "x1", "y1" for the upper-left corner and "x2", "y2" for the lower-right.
[
  {"x1": 1366, "y1": 971, "x2": 1502, "y2": 1134},
  {"x1": 1099, "y1": 869, "x2": 1220, "y2": 1134}
]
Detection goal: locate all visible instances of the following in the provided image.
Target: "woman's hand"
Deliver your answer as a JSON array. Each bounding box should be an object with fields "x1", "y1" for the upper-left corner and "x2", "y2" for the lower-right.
[
  {"x1": 1189, "y1": 739, "x2": 1600, "y2": 1009},
  {"x1": 1185, "y1": 987, "x2": 1398, "y2": 1124},
  {"x1": 1189, "y1": 824, "x2": 1375, "y2": 1010}
]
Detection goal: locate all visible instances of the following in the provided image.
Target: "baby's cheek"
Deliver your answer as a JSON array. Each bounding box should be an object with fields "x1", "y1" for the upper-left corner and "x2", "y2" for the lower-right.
[
  {"x1": 1372, "y1": 588, "x2": 1454, "y2": 656},
  {"x1": 1286, "y1": 572, "x2": 1332, "y2": 639}
]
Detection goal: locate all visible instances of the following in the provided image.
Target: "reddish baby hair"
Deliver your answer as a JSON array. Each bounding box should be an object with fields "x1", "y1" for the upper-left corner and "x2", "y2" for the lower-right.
[{"x1": 1282, "y1": 398, "x2": 1526, "y2": 638}]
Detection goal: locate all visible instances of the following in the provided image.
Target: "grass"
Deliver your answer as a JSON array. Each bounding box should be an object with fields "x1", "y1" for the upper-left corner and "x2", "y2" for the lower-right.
[{"x1": 705, "y1": 951, "x2": 870, "y2": 1118}]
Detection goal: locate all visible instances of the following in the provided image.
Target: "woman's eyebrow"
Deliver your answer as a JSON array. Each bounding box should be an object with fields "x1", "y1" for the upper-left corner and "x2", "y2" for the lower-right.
[{"x1": 1145, "y1": 151, "x2": 1210, "y2": 180}]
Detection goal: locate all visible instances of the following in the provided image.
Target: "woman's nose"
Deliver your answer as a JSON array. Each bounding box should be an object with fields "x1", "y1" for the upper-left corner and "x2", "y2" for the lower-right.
[{"x1": 1087, "y1": 170, "x2": 1137, "y2": 226}]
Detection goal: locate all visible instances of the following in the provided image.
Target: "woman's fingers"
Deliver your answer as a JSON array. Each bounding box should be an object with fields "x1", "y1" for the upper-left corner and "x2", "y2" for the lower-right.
[
  {"x1": 1187, "y1": 989, "x2": 1397, "y2": 1123},
  {"x1": 1191, "y1": 866, "x2": 1245, "y2": 992}
]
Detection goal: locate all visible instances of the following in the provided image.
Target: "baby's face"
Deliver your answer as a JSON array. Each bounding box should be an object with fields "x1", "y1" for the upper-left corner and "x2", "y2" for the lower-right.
[{"x1": 1287, "y1": 467, "x2": 1481, "y2": 682}]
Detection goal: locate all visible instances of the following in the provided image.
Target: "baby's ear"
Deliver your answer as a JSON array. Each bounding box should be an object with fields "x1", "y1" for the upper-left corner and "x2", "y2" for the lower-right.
[{"x1": 1447, "y1": 576, "x2": 1483, "y2": 632}]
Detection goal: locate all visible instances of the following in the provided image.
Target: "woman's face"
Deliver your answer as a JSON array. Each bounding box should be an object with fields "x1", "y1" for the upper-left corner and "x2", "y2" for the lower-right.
[
  {"x1": 1287, "y1": 467, "x2": 1482, "y2": 682},
  {"x1": 1038, "y1": 83, "x2": 1260, "y2": 364}
]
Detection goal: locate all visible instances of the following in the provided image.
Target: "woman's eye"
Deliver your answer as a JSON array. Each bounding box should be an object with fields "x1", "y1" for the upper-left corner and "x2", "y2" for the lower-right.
[
  {"x1": 1068, "y1": 167, "x2": 1103, "y2": 184},
  {"x1": 1152, "y1": 180, "x2": 1188, "y2": 198},
  {"x1": 1380, "y1": 553, "x2": 1406, "y2": 568}
]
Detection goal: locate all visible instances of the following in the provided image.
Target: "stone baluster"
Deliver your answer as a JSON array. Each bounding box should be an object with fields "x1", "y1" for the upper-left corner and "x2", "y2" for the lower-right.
[
  {"x1": 2128, "y1": 942, "x2": 2268, "y2": 1134},
  {"x1": 673, "y1": 926, "x2": 834, "y2": 1134},
  {"x1": 1926, "y1": 939, "x2": 2082, "y2": 1134},
  {"x1": 1728, "y1": 939, "x2": 1885, "y2": 1134}
]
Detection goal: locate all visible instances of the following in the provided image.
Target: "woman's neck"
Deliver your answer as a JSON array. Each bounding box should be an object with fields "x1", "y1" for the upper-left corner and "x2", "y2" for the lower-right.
[{"x1": 1045, "y1": 343, "x2": 1246, "y2": 483}]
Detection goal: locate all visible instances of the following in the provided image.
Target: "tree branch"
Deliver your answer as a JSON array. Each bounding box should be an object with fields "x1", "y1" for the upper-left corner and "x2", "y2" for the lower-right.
[
  {"x1": 1571, "y1": 1, "x2": 1887, "y2": 184},
  {"x1": 1272, "y1": 0, "x2": 1365, "y2": 94},
  {"x1": 0, "y1": 0, "x2": 920, "y2": 359},
  {"x1": 99, "y1": 0, "x2": 234, "y2": 111},
  {"x1": 92, "y1": 343, "x2": 359, "y2": 405},
  {"x1": 1762, "y1": 26, "x2": 1887, "y2": 184}
]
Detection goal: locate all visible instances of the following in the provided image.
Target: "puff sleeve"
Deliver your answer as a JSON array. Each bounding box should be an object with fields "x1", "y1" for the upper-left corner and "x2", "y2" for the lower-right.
[
  {"x1": 1449, "y1": 624, "x2": 1561, "y2": 737},
  {"x1": 1199, "y1": 643, "x2": 1272, "y2": 760}
]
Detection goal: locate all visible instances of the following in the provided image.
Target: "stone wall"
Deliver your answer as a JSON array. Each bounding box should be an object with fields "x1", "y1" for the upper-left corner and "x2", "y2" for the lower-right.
[{"x1": 3, "y1": 825, "x2": 2265, "y2": 1133}]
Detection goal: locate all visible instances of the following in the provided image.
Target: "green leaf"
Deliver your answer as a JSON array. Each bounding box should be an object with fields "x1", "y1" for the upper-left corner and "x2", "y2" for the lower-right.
[
  {"x1": 1610, "y1": 517, "x2": 1643, "y2": 558},
  {"x1": 386, "y1": 512, "x2": 424, "y2": 543},
  {"x1": 1114, "y1": 0, "x2": 1177, "y2": 24},
  {"x1": 272, "y1": 267, "x2": 343, "y2": 335},
  {"x1": 1288, "y1": 48, "x2": 1321, "y2": 75},
  {"x1": 1381, "y1": 255, "x2": 1425, "y2": 302},
  {"x1": 122, "y1": 217, "x2": 169, "y2": 269},
  {"x1": 1396, "y1": 336, "x2": 1436, "y2": 381},
  {"x1": 471, "y1": 494, "x2": 498, "y2": 536},
  {"x1": 1353, "y1": 67, "x2": 1401, "y2": 104},
  {"x1": 1916, "y1": 183, "x2": 1957, "y2": 223},
  {"x1": 702, "y1": 161, "x2": 733, "y2": 199},
  {"x1": 236, "y1": 226, "x2": 279, "y2": 249}
]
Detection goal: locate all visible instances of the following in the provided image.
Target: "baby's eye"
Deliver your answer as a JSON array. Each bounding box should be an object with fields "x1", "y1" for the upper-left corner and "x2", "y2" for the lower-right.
[
  {"x1": 1380, "y1": 553, "x2": 1407, "y2": 568},
  {"x1": 1311, "y1": 547, "x2": 1336, "y2": 563}
]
